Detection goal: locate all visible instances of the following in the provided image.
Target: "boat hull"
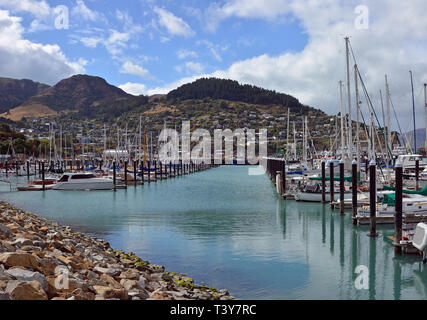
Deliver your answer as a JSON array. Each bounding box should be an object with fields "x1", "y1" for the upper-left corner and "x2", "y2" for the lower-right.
[
  {"x1": 295, "y1": 192, "x2": 352, "y2": 202},
  {"x1": 52, "y1": 180, "x2": 113, "y2": 191}
]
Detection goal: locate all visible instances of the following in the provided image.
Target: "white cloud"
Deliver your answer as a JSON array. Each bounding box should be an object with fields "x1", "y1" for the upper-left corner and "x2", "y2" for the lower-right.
[
  {"x1": 0, "y1": 0, "x2": 51, "y2": 18},
  {"x1": 153, "y1": 7, "x2": 195, "y2": 38},
  {"x1": 205, "y1": 0, "x2": 293, "y2": 31},
  {"x1": 156, "y1": 0, "x2": 427, "y2": 130},
  {"x1": 76, "y1": 29, "x2": 133, "y2": 57},
  {"x1": 177, "y1": 49, "x2": 198, "y2": 60},
  {"x1": 175, "y1": 61, "x2": 204, "y2": 75},
  {"x1": 71, "y1": 0, "x2": 103, "y2": 22},
  {"x1": 120, "y1": 61, "x2": 150, "y2": 79},
  {"x1": 0, "y1": 10, "x2": 85, "y2": 85},
  {"x1": 197, "y1": 40, "x2": 227, "y2": 62},
  {"x1": 118, "y1": 82, "x2": 146, "y2": 96}
]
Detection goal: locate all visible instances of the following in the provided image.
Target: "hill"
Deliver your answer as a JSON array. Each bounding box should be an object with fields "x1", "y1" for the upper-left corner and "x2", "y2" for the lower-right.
[
  {"x1": 399, "y1": 128, "x2": 426, "y2": 151},
  {"x1": 167, "y1": 78, "x2": 309, "y2": 114},
  {"x1": 0, "y1": 78, "x2": 50, "y2": 114},
  {"x1": 1, "y1": 75, "x2": 133, "y2": 120}
]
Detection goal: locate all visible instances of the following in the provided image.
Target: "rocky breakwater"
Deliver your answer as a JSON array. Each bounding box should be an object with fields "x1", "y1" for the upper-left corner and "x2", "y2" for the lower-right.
[{"x1": 0, "y1": 202, "x2": 233, "y2": 301}]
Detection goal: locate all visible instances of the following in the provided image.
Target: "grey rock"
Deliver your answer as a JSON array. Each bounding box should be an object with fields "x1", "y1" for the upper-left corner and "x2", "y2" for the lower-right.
[
  {"x1": 12, "y1": 238, "x2": 33, "y2": 247},
  {"x1": 32, "y1": 241, "x2": 46, "y2": 249},
  {"x1": 6, "y1": 268, "x2": 48, "y2": 292},
  {"x1": 0, "y1": 224, "x2": 11, "y2": 237}
]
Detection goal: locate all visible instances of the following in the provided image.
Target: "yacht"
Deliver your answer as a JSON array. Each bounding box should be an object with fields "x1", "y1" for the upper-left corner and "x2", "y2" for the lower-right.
[
  {"x1": 294, "y1": 183, "x2": 353, "y2": 202},
  {"x1": 52, "y1": 173, "x2": 114, "y2": 190}
]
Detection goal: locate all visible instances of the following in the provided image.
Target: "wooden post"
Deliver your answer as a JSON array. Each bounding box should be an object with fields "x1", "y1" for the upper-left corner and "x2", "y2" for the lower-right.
[
  {"x1": 160, "y1": 162, "x2": 163, "y2": 180},
  {"x1": 282, "y1": 160, "x2": 286, "y2": 196},
  {"x1": 415, "y1": 159, "x2": 419, "y2": 191},
  {"x1": 368, "y1": 160, "x2": 378, "y2": 237},
  {"x1": 113, "y1": 161, "x2": 116, "y2": 191},
  {"x1": 140, "y1": 161, "x2": 144, "y2": 184},
  {"x1": 124, "y1": 161, "x2": 128, "y2": 186},
  {"x1": 41, "y1": 161, "x2": 45, "y2": 191},
  {"x1": 133, "y1": 160, "x2": 137, "y2": 186},
  {"x1": 26, "y1": 161, "x2": 30, "y2": 181},
  {"x1": 148, "y1": 161, "x2": 151, "y2": 183},
  {"x1": 38, "y1": 161, "x2": 41, "y2": 178},
  {"x1": 394, "y1": 159, "x2": 403, "y2": 255},
  {"x1": 329, "y1": 161, "x2": 334, "y2": 204},
  {"x1": 173, "y1": 161, "x2": 176, "y2": 177},
  {"x1": 352, "y1": 160, "x2": 358, "y2": 225},
  {"x1": 340, "y1": 160, "x2": 345, "y2": 215},
  {"x1": 34, "y1": 161, "x2": 37, "y2": 177},
  {"x1": 321, "y1": 161, "x2": 326, "y2": 203}
]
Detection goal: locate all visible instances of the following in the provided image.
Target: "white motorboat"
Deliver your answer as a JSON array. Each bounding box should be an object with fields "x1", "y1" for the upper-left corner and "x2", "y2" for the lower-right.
[
  {"x1": 294, "y1": 183, "x2": 353, "y2": 202},
  {"x1": 52, "y1": 173, "x2": 114, "y2": 190}
]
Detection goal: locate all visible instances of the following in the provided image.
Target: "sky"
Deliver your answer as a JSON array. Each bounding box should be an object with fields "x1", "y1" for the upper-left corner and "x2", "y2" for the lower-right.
[{"x1": 0, "y1": 0, "x2": 426, "y2": 132}]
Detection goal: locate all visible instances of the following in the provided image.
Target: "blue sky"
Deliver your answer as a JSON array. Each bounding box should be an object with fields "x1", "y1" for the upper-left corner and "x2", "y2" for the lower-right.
[
  {"x1": 0, "y1": 0, "x2": 426, "y2": 131},
  {"x1": 4, "y1": 0, "x2": 308, "y2": 89}
]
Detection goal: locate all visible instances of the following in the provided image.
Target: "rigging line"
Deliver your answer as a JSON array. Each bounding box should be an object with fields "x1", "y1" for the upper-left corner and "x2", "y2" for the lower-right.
[
  {"x1": 349, "y1": 42, "x2": 393, "y2": 160},
  {"x1": 389, "y1": 92, "x2": 413, "y2": 153}
]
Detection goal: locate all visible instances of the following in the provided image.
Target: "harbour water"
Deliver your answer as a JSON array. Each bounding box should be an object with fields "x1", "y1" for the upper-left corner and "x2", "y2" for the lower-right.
[{"x1": 1, "y1": 165, "x2": 427, "y2": 300}]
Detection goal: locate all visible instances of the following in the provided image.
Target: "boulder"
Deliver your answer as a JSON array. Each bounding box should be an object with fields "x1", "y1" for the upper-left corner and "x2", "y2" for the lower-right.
[
  {"x1": 6, "y1": 280, "x2": 48, "y2": 300},
  {"x1": 93, "y1": 285, "x2": 128, "y2": 300},
  {"x1": 0, "y1": 224, "x2": 11, "y2": 237},
  {"x1": 6, "y1": 268, "x2": 48, "y2": 291},
  {"x1": 0, "y1": 253, "x2": 41, "y2": 270}
]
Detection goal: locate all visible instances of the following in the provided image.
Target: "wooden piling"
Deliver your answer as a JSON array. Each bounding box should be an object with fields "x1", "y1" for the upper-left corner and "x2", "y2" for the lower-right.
[
  {"x1": 329, "y1": 161, "x2": 334, "y2": 204},
  {"x1": 282, "y1": 160, "x2": 286, "y2": 195},
  {"x1": 352, "y1": 160, "x2": 358, "y2": 225},
  {"x1": 394, "y1": 160, "x2": 403, "y2": 255},
  {"x1": 26, "y1": 161, "x2": 30, "y2": 181},
  {"x1": 368, "y1": 160, "x2": 378, "y2": 237},
  {"x1": 321, "y1": 161, "x2": 326, "y2": 203},
  {"x1": 41, "y1": 161, "x2": 45, "y2": 191},
  {"x1": 113, "y1": 161, "x2": 117, "y2": 191},
  {"x1": 148, "y1": 161, "x2": 151, "y2": 183},
  {"x1": 133, "y1": 160, "x2": 137, "y2": 186},
  {"x1": 340, "y1": 160, "x2": 345, "y2": 216},
  {"x1": 415, "y1": 159, "x2": 420, "y2": 191},
  {"x1": 124, "y1": 161, "x2": 128, "y2": 186}
]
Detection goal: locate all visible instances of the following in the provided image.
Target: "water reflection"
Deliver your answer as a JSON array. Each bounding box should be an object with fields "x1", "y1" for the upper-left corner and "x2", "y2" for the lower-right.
[
  {"x1": 369, "y1": 237, "x2": 377, "y2": 300},
  {"x1": 1, "y1": 167, "x2": 427, "y2": 299}
]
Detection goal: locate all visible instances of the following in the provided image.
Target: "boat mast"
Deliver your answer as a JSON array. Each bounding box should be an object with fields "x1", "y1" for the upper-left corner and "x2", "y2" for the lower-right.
[
  {"x1": 345, "y1": 37, "x2": 353, "y2": 160},
  {"x1": 286, "y1": 108, "x2": 290, "y2": 160},
  {"x1": 370, "y1": 112, "x2": 375, "y2": 160},
  {"x1": 354, "y1": 64, "x2": 361, "y2": 172},
  {"x1": 425, "y1": 83, "x2": 427, "y2": 152},
  {"x1": 410, "y1": 70, "x2": 416, "y2": 154},
  {"x1": 59, "y1": 125, "x2": 62, "y2": 162},
  {"x1": 293, "y1": 122, "x2": 296, "y2": 161},
  {"x1": 385, "y1": 75, "x2": 391, "y2": 157},
  {"x1": 103, "y1": 124, "x2": 106, "y2": 160},
  {"x1": 139, "y1": 116, "x2": 142, "y2": 161},
  {"x1": 379, "y1": 89, "x2": 388, "y2": 165},
  {"x1": 339, "y1": 81, "x2": 345, "y2": 160}
]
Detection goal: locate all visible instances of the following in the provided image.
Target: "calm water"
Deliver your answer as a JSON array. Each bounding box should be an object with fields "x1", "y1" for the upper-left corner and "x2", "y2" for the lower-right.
[{"x1": 1, "y1": 166, "x2": 427, "y2": 300}]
